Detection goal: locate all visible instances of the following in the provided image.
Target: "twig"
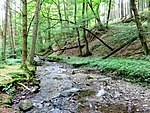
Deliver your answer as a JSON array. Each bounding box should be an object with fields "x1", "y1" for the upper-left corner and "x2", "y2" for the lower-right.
[{"x1": 17, "y1": 82, "x2": 31, "y2": 91}]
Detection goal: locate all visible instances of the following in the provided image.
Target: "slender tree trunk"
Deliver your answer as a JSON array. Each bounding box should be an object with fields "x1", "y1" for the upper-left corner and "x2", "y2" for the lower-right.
[
  {"x1": 106, "y1": 0, "x2": 112, "y2": 27},
  {"x1": 74, "y1": 0, "x2": 82, "y2": 56},
  {"x1": 121, "y1": 0, "x2": 124, "y2": 19},
  {"x1": 131, "y1": 0, "x2": 149, "y2": 55},
  {"x1": 2, "y1": 0, "x2": 9, "y2": 61},
  {"x1": 137, "y1": 0, "x2": 140, "y2": 10},
  {"x1": 58, "y1": 0, "x2": 62, "y2": 29},
  {"x1": 148, "y1": 0, "x2": 150, "y2": 11},
  {"x1": 52, "y1": 0, "x2": 62, "y2": 29},
  {"x1": 47, "y1": 6, "x2": 51, "y2": 41},
  {"x1": 14, "y1": 0, "x2": 17, "y2": 35},
  {"x1": 88, "y1": 1, "x2": 103, "y2": 27},
  {"x1": 0, "y1": 26, "x2": 4, "y2": 60},
  {"x1": 129, "y1": 0, "x2": 133, "y2": 18},
  {"x1": 9, "y1": 0, "x2": 16, "y2": 58},
  {"x1": 30, "y1": 0, "x2": 41, "y2": 64},
  {"x1": 22, "y1": 0, "x2": 28, "y2": 67},
  {"x1": 82, "y1": 0, "x2": 91, "y2": 56},
  {"x1": 63, "y1": 0, "x2": 69, "y2": 39},
  {"x1": 86, "y1": 2, "x2": 89, "y2": 27}
]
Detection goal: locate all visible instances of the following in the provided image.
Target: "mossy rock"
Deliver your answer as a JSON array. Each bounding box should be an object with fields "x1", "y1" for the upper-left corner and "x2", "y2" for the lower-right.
[
  {"x1": 74, "y1": 89, "x2": 96, "y2": 99},
  {"x1": 18, "y1": 99, "x2": 33, "y2": 111},
  {"x1": 53, "y1": 77, "x2": 63, "y2": 80}
]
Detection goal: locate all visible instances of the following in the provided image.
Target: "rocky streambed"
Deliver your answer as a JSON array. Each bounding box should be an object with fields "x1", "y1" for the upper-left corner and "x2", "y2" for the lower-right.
[{"x1": 12, "y1": 59, "x2": 150, "y2": 113}]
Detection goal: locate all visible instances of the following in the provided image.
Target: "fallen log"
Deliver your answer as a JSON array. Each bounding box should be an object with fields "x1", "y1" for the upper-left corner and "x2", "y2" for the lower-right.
[
  {"x1": 103, "y1": 37, "x2": 138, "y2": 59},
  {"x1": 54, "y1": 44, "x2": 85, "y2": 53},
  {"x1": 80, "y1": 27, "x2": 114, "y2": 51}
]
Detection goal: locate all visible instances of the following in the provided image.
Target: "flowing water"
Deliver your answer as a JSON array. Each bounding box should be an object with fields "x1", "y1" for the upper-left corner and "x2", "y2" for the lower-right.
[{"x1": 13, "y1": 59, "x2": 150, "y2": 113}]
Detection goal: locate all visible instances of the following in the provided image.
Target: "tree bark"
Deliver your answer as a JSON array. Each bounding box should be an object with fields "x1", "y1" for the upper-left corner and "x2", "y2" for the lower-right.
[
  {"x1": 22, "y1": 0, "x2": 28, "y2": 67},
  {"x1": 120, "y1": 0, "x2": 124, "y2": 19},
  {"x1": 82, "y1": 0, "x2": 91, "y2": 56},
  {"x1": 30, "y1": 0, "x2": 41, "y2": 64},
  {"x1": 2, "y1": 0, "x2": 9, "y2": 60},
  {"x1": 9, "y1": 0, "x2": 16, "y2": 58},
  {"x1": 106, "y1": 0, "x2": 112, "y2": 27},
  {"x1": 87, "y1": 1, "x2": 103, "y2": 27},
  {"x1": 52, "y1": 0, "x2": 62, "y2": 29},
  {"x1": 130, "y1": 0, "x2": 149, "y2": 55},
  {"x1": 74, "y1": 0, "x2": 82, "y2": 56}
]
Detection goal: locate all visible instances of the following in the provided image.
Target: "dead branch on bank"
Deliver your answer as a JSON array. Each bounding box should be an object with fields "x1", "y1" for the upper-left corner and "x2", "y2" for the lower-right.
[{"x1": 103, "y1": 37, "x2": 138, "y2": 59}]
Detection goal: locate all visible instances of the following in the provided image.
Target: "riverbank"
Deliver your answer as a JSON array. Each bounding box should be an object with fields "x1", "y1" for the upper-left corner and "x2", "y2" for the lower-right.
[{"x1": 48, "y1": 55, "x2": 150, "y2": 86}]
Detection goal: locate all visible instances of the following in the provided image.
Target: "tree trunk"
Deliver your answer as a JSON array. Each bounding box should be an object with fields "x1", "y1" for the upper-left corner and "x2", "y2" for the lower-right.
[
  {"x1": 2, "y1": 0, "x2": 9, "y2": 61},
  {"x1": 9, "y1": 0, "x2": 16, "y2": 58},
  {"x1": 30, "y1": 0, "x2": 41, "y2": 65},
  {"x1": 52, "y1": 0, "x2": 62, "y2": 29},
  {"x1": 22, "y1": 0, "x2": 28, "y2": 67},
  {"x1": 87, "y1": 1, "x2": 103, "y2": 27},
  {"x1": 14, "y1": 0, "x2": 17, "y2": 35},
  {"x1": 74, "y1": 0, "x2": 82, "y2": 56},
  {"x1": 129, "y1": 0, "x2": 133, "y2": 18},
  {"x1": 47, "y1": 5, "x2": 51, "y2": 41},
  {"x1": 130, "y1": 0, "x2": 149, "y2": 55},
  {"x1": 121, "y1": 0, "x2": 124, "y2": 19},
  {"x1": 148, "y1": 0, "x2": 150, "y2": 11},
  {"x1": 0, "y1": 26, "x2": 4, "y2": 60},
  {"x1": 63, "y1": 0, "x2": 69, "y2": 39},
  {"x1": 82, "y1": 0, "x2": 91, "y2": 56},
  {"x1": 106, "y1": 0, "x2": 112, "y2": 27}
]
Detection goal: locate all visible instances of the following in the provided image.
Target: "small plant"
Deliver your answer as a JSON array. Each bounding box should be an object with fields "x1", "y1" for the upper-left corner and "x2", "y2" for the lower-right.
[
  {"x1": 2, "y1": 84, "x2": 16, "y2": 95},
  {"x1": 85, "y1": 75, "x2": 94, "y2": 80}
]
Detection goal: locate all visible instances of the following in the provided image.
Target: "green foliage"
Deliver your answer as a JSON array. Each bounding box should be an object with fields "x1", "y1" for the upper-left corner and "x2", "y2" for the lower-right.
[
  {"x1": 5, "y1": 58, "x2": 21, "y2": 65},
  {"x1": 85, "y1": 75, "x2": 94, "y2": 80},
  {"x1": 0, "y1": 65, "x2": 5, "y2": 69},
  {"x1": 49, "y1": 55, "x2": 150, "y2": 85},
  {"x1": 109, "y1": 22, "x2": 138, "y2": 44},
  {"x1": 2, "y1": 84, "x2": 16, "y2": 95}
]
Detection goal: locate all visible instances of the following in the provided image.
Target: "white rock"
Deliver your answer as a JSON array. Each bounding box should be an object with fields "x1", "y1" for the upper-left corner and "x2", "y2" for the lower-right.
[{"x1": 96, "y1": 86, "x2": 106, "y2": 97}]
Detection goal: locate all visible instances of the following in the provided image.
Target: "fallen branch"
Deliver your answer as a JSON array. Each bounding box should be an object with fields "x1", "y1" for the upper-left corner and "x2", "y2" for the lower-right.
[
  {"x1": 80, "y1": 27, "x2": 114, "y2": 51},
  {"x1": 103, "y1": 37, "x2": 138, "y2": 59},
  {"x1": 54, "y1": 44, "x2": 85, "y2": 53},
  {"x1": 17, "y1": 82, "x2": 31, "y2": 91}
]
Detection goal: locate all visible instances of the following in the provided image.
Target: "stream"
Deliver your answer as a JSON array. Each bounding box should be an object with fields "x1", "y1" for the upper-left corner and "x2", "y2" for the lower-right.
[{"x1": 13, "y1": 59, "x2": 150, "y2": 113}]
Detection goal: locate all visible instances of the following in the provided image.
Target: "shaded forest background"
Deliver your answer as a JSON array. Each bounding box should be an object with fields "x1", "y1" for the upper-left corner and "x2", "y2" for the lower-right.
[{"x1": 0, "y1": 0, "x2": 150, "y2": 65}]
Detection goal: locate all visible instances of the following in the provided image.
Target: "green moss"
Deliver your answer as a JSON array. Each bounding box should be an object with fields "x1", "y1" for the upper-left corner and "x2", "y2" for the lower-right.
[
  {"x1": 0, "y1": 66, "x2": 5, "y2": 69},
  {"x1": 74, "y1": 90, "x2": 96, "y2": 99},
  {"x1": 85, "y1": 75, "x2": 94, "y2": 80},
  {"x1": 53, "y1": 77, "x2": 63, "y2": 80}
]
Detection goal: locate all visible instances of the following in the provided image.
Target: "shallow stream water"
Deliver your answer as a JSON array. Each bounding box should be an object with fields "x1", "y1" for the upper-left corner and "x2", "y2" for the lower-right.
[{"x1": 13, "y1": 60, "x2": 150, "y2": 113}]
